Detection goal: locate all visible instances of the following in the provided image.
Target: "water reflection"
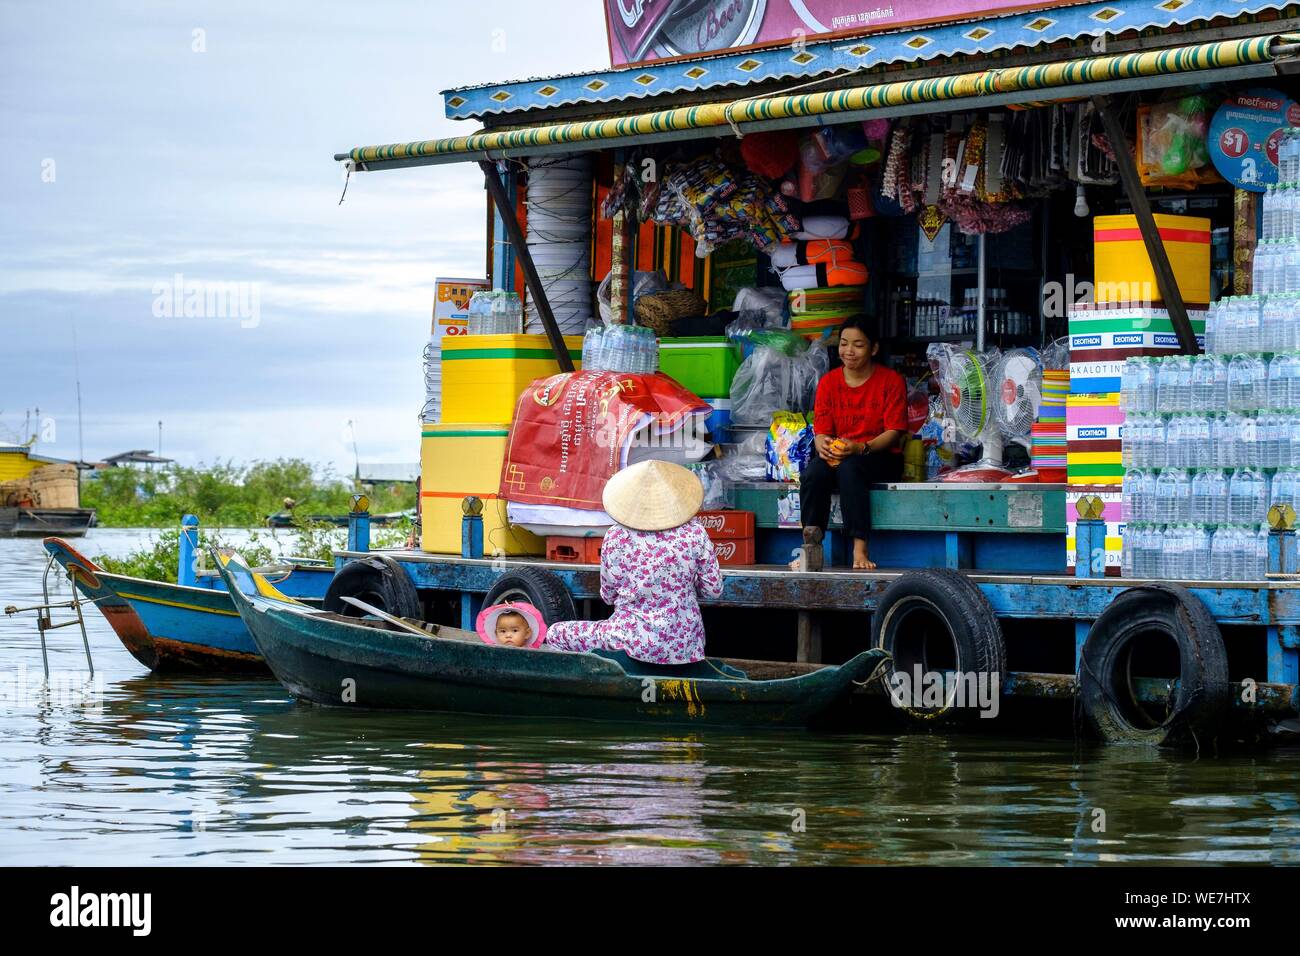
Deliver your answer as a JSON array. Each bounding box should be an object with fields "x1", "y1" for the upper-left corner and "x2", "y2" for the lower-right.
[{"x1": 2, "y1": 532, "x2": 1299, "y2": 865}]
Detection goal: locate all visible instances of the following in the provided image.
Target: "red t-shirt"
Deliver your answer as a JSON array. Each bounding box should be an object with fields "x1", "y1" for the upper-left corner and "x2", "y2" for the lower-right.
[{"x1": 813, "y1": 365, "x2": 909, "y2": 453}]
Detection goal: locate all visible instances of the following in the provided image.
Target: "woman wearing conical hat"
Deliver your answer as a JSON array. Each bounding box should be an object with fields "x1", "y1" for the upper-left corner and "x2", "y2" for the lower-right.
[{"x1": 545, "y1": 460, "x2": 724, "y2": 665}]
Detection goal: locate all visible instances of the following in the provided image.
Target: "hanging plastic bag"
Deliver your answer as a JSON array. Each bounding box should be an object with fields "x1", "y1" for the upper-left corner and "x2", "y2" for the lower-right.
[
  {"x1": 730, "y1": 331, "x2": 828, "y2": 426},
  {"x1": 766, "y1": 412, "x2": 814, "y2": 482},
  {"x1": 1137, "y1": 95, "x2": 1220, "y2": 189}
]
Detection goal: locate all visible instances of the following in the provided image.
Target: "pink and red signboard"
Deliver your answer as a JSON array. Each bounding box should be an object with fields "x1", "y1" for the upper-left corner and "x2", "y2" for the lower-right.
[{"x1": 605, "y1": 0, "x2": 1076, "y2": 67}]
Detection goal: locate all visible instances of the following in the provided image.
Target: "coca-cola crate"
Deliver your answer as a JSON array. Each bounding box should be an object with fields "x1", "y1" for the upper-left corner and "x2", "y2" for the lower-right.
[
  {"x1": 696, "y1": 510, "x2": 755, "y2": 540},
  {"x1": 711, "y1": 537, "x2": 755, "y2": 566},
  {"x1": 546, "y1": 536, "x2": 603, "y2": 564}
]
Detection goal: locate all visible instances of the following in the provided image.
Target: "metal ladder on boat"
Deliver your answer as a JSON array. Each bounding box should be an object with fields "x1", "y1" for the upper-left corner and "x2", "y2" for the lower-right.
[{"x1": 2, "y1": 553, "x2": 95, "y2": 678}]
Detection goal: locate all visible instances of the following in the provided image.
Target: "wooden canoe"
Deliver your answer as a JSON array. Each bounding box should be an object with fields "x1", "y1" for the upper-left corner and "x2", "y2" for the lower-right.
[{"x1": 215, "y1": 550, "x2": 890, "y2": 729}]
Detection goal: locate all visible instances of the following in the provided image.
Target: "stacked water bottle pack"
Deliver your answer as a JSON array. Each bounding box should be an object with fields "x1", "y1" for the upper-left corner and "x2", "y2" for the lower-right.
[
  {"x1": 1254, "y1": 134, "x2": 1300, "y2": 296},
  {"x1": 466, "y1": 290, "x2": 524, "y2": 334},
  {"x1": 1122, "y1": 323, "x2": 1300, "y2": 579},
  {"x1": 581, "y1": 324, "x2": 660, "y2": 374}
]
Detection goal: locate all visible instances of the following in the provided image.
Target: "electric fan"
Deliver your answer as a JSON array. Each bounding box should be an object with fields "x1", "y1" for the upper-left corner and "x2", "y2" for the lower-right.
[
  {"x1": 934, "y1": 346, "x2": 1011, "y2": 482},
  {"x1": 993, "y1": 347, "x2": 1043, "y2": 452}
]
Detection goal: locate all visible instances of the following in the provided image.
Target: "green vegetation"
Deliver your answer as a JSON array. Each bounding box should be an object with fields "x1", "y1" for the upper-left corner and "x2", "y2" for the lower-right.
[
  {"x1": 82, "y1": 459, "x2": 415, "y2": 528},
  {"x1": 95, "y1": 518, "x2": 416, "y2": 583},
  {"x1": 85, "y1": 458, "x2": 418, "y2": 582}
]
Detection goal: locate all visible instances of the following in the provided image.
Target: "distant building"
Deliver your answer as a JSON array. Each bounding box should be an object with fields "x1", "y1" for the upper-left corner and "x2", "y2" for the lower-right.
[
  {"x1": 0, "y1": 441, "x2": 67, "y2": 481},
  {"x1": 100, "y1": 450, "x2": 175, "y2": 469},
  {"x1": 357, "y1": 462, "x2": 419, "y2": 485}
]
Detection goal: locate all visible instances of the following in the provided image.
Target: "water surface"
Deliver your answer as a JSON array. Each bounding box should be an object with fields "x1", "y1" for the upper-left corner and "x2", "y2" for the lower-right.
[{"x1": 2, "y1": 530, "x2": 1298, "y2": 865}]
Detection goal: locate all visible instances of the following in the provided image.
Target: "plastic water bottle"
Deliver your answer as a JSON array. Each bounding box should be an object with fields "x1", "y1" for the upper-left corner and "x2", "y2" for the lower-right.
[
  {"x1": 1241, "y1": 297, "x2": 1262, "y2": 353},
  {"x1": 1229, "y1": 469, "x2": 1266, "y2": 524},
  {"x1": 1284, "y1": 413, "x2": 1300, "y2": 467},
  {"x1": 1273, "y1": 468, "x2": 1300, "y2": 511},
  {"x1": 1189, "y1": 524, "x2": 1211, "y2": 579},
  {"x1": 1190, "y1": 470, "x2": 1214, "y2": 524},
  {"x1": 1255, "y1": 244, "x2": 1273, "y2": 297}
]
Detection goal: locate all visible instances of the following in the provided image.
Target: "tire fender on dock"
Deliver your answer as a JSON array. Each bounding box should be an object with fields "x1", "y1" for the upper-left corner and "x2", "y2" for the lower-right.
[
  {"x1": 1078, "y1": 584, "x2": 1230, "y2": 748},
  {"x1": 483, "y1": 566, "x2": 577, "y2": 625},
  {"x1": 324, "y1": 555, "x2": 422, "y2": 621},
  {"x1": 871, "y1": 568, "x2": 1006, "y2": 725}
]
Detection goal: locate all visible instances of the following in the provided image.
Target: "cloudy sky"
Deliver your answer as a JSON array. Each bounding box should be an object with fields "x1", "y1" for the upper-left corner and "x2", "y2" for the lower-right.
[{"x1": 1, "y1": 1, "x2": 609, "y2": 473}]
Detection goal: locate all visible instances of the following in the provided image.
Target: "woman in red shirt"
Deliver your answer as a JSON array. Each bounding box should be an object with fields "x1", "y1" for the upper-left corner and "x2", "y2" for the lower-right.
[{"x1": 797, "y1": 314, "x2": 907, "y2": 570}]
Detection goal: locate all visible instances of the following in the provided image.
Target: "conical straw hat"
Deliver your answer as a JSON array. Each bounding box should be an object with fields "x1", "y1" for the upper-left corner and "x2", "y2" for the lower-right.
[{"x1": 601, "y1": 460, "x2": 704, "y2": 532}]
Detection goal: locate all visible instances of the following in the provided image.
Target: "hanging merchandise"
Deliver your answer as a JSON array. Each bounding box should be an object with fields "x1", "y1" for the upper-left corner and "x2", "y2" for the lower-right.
[
  {"x1": 938, "y1": 119, "x2": 1032, "y2": 236},
  {"x1": 650, "y1": 154, "x2": 800, "y2": 257},
  {"x1": 740, "y1": 129, "x2": 802, "y2": 179},
  {"x1": 1137, "y1": 95, "x2": 1222, "y2": 189},
  {"x1": 788, "y1": 286, "x2": 865, "y2": 340},
  {"x1": 525, "y1": 154, "x2": 595, "y2": 334},
  {"x1": 1074, "y1": 101, "x2": 1119, "y2": 185}
]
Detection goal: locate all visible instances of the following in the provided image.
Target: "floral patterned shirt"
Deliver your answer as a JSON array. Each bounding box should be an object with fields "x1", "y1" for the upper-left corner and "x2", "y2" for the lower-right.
[{"x1": 545, "y1": 518, "x2": 725, "y2": 664}]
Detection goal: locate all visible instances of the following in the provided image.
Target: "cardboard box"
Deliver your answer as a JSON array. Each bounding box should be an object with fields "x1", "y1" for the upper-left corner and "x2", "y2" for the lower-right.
[{"x1": 432, "y1": 277, "x2": 488, "y2": 338}]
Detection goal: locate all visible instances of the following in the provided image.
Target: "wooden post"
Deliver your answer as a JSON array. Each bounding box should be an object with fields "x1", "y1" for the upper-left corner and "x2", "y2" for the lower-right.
[
  {"x1": 609, "y1": 152, "x2": 632, "y2": 325},
  {"x1": 796, "y1": 612, "x2": 822, "y2": 664},
  {"x1": 479, "y1": 160, "x2": 576, "y2": 372},
  {"x1": 1092, "y1": 96, "x2": 1199, "y2": 355}
]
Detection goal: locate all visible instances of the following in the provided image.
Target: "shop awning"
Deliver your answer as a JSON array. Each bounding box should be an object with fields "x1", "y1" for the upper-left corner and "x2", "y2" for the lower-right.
[
  {"x1": 339, "y1": 34, "x2": 1300, "y2": 171},
  {"x1": 440, "y1": 0, "x2": 1297, "y2": 122}
]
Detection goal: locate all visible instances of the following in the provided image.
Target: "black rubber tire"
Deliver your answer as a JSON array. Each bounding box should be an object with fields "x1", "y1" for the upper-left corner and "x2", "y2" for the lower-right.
[
  {"x1": 1079, "y1": 584, "x2": 1230, "y2": 748},
  {"x1": 323, "y1": 555, "x2": 422, "y2": 621},
  {"x1": 483, "y1": 566, "x2": 577, "y2": 625},
  {"x1": 871, "y1": 568, "x2": 1006, "y2": 725}
]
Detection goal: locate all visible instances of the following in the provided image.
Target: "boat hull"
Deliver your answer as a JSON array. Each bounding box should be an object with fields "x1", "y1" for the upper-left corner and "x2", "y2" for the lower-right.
[
  {"x1": 2, "y1": 508, "x2": 97, "y2": 538},
  {"x1": 232, "y1": 589, "x2": 882, "y2": 729},
  {"x1": 43, "y1": 538, "x2": 332, "y2": 672}
]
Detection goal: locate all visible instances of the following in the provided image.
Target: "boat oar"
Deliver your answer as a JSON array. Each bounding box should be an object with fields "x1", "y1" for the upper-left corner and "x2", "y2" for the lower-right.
[{"x1": 338, "y1": 595, "x2": 437, "y2": 639}]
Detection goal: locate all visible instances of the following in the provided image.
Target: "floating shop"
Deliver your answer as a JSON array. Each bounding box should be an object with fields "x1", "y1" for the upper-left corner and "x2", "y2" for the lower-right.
[{"x1": 37, "y1": 0, "x2": 1300, "y2": 742}]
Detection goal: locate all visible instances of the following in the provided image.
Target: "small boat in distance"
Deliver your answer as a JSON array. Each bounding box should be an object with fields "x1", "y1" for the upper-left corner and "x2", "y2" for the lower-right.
[
  {"x1": 215, "y1": 550, "x2": 890, "y2": 729},
  {"x1": 263, "y1": 510, "x2": 413, "y2": 529},
  {"x1": 1, "y1": 445, "x2": 96, "y2": 538},
  {"x1": 1, "y1": 507, "x2": 97, "y2": 537}
]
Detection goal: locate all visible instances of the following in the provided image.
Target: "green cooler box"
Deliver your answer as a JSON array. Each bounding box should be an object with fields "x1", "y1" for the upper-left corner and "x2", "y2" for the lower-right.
[{"x1": 657, "y1": 337, "x2": 741, "y2": 399}]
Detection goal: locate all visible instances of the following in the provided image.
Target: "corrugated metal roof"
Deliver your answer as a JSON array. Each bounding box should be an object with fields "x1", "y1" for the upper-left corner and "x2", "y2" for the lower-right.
[{"x1": 440, "y1": 0, "x2": 1296, "y2": 120}]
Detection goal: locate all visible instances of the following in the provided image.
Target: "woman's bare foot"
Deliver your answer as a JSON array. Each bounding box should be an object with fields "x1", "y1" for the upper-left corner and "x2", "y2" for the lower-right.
[{"x1": 852, "y1": 539, "x2": 877, "y2": 571}]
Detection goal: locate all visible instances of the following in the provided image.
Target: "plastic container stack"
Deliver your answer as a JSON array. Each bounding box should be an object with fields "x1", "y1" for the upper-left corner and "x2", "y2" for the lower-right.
[
  {"x1": 524, "y1": 155, "x2": 594, "y2": 335},
  {"x1": 581, "y1": 324, "x2": 659, "y2": 374},
  {"x1": 466, "y1": 290, "x2": 524, "y2": 335}
]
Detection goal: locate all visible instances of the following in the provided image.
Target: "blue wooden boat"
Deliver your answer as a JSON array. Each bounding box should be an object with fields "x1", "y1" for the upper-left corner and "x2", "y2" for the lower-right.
[
  {"x1": 215, "y1": 550, "x2": 891, "y2": 728},
  {"x1": 42, "y1": 537, "x2": 333, "y2": 672}
]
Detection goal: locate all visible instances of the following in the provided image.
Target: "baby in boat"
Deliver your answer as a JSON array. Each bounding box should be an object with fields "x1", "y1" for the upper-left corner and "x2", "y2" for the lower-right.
[{"x1": 475, "y1": 602, "x2": 547, "y2": 649}]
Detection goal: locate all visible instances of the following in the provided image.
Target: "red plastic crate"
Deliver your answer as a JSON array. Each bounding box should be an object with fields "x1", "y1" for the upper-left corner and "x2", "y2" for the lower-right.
[
  {"x1": 711, "y1": 537, "x2": 755, "y2": 566},
  {"x1": 696, "y1": 510, "x2": 756, "y2": 540},
  {"x1": 546, "y1": 536, "x2": 603, "y2": 564}
]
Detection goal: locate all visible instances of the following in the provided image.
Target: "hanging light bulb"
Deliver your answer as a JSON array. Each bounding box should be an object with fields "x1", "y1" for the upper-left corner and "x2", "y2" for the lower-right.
[{"x1": 1074, "y1": 183, "x2": 1090, "y2": 218}]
